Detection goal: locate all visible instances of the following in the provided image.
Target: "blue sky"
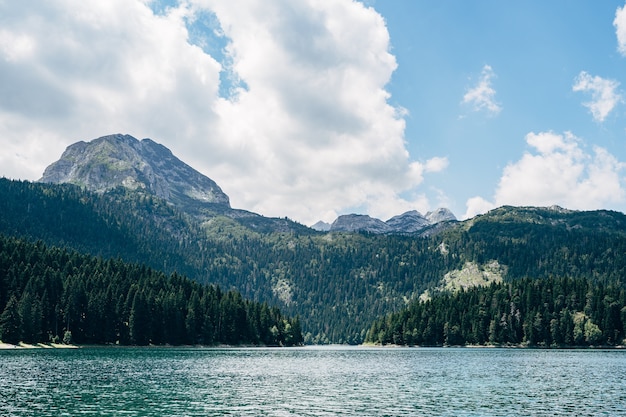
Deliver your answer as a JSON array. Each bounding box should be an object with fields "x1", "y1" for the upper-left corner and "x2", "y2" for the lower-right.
[
  {"x1": 2, "y1": 1, "x2": 626, "y2": 225},
  {"x1": 376, "y1": 1, "x2": 626, "y2": 218}
]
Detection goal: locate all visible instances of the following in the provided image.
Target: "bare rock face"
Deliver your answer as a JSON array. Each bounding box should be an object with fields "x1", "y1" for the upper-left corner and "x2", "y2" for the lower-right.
[
  {"x1": 385, "y1": 210, "x2": 430, "y2": 233},
  {"x1": 425, "y1": 208, "x2": 456, "y2": 224},
  {"x1": 310, "y1": 220, "x2": 331, "y2": 232},
  {"x1": 326, "y1": 208, "x2": 457, "y2": 234},
  {"x1": 40, "y1": 134, "x2": 230, "y2": 213},
  {"x1": 330, "y1": 214, "x2": 392, "y2": 233}
]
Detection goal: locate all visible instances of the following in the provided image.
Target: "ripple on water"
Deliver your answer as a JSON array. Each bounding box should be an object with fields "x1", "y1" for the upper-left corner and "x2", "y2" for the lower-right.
[{"x1": 1, "y1": 347, "x2": 625, "y2": 416}]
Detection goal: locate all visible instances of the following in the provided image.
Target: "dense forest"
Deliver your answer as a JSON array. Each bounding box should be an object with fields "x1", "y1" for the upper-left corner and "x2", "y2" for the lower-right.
[
  {"x1": 3, "y1": 179, "x2": 626, "y2": 344},
  {"x1": 0, "y1": 234, "x2": 303, "y2": 346},
  {"x1": 366, "y1": 277, "x2": 626, "y2": 347},
  {"x1": 0, "y1": 179, "x2": 450, "y2": 343},
  {"x1": 443, "y1": 207, "x2": 626, "y2": 283}
]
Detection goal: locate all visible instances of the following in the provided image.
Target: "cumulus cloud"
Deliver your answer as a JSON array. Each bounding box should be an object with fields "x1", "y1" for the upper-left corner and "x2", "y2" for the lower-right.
[
  {"x1": 424, "y1": 156, "x2": 449, "y2": 173},
  {"x1": 0, "y1": 0, "x2": 444, "y2": 225},
  {"x1": 464, "y1": 131, "x2": 626, "y2": 219},
  {"x1": 614, "y1": 4, "x2": 626, "y2": 56},
  {"x1": 463, "y1": 196, "x2": 496, "y2": 220},
  {"x1": 572, "y1": 71, "x2": 622, "y2": 122},
  {"x1": 0, "y1": 0, "x2": 221, "y2": 176},
  {"x1": 462, "y1": 65, "x2": 501, "y2": 116}
]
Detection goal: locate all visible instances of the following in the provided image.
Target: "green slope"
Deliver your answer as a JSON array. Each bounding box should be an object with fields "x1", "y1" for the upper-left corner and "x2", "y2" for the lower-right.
[{"x1": 3, "y1": 179, "x2": 626, "y2": 344}]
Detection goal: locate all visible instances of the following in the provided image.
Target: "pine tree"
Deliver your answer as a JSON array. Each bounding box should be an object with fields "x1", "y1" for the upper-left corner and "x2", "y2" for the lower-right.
[
  {"x1": 129, "y1": 291, "x2": 149, "y2": 345},
  {"x1": 0, "y1": 295, "x2": 21, "y2": 344}
]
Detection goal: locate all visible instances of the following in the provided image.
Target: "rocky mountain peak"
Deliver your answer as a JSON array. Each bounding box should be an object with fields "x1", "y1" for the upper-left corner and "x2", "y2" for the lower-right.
[
  {"x1": 324, "y1": 208, "x2": 457, "y2": 235},
  {"x1": 385, "y1": 210, "x2": 430, "y2": 233},
  {"x1": 39, "y1": 133, "x2": 230, "y2": 213},
  {"x1": 310, "y1": 220, "x2": 331, "y2": 232},
  {"x1": 425, "y1": 208, "x2": 457, "y2": 224},
  {"x1": 330, "y1": 214, "x2": 392, "y2": 234}
]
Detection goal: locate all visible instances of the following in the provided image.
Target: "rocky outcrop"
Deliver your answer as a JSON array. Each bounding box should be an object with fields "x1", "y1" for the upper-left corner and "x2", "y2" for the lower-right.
[
  {"x1": 425, "y1": 208, "x2": 456, "y2": 224},
  {"x1": 330, "y1": 214, "x2": 392, "y2": 233},
  {"x1": 385, "y1": 210, "x2": 430, "y2": 233},
  {"x1": 40, "y1": 134, "x2": 231, "y2": 212},
  {"x1": 326, "y1": 208, "x2": 457, "y2": 234},
  {"x1": 310, "y1": 220, "x2": 331, "y2": 232}
]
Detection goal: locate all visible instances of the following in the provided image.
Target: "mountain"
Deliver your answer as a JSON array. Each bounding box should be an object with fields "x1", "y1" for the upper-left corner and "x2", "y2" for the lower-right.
[
  {"x1": 363, "y1": 204, "x2": 626, "y2": 347},
  {"x1": 40, "y1": 134, "x2": 310, "y2": 233},
  {"x1": 41, "y1": 134, "x2": 458, "y2": 236},
  {"x1": 40, "y1": 134, "x2": 230, "y2": 214},
  {"x1": 330, "y1": 214, "x2": 392, "y2": 233},
  {"x1": 5, "y1": 134, "x2": 626, "y2": 345},
  {"x1": 385, "y1": 210, "x2": 430, "y2": 233},
  {"x1": 425, "y1": 208, "x2": 456, "y2": 224},
  {"x1": 327, "y1": 208, "x2": 457, "y2": 234},
  {"x1": 3, "y1": 178, "x2": 626, "y2": 344},
  {"x1": 310, "y1": 220, "x2": 331, "y2": 232}
]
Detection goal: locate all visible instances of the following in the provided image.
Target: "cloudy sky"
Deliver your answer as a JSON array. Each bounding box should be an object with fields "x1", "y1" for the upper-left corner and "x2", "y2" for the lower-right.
[{"x1": 3, "y1": 1, "x2": 626, "y2": 225}]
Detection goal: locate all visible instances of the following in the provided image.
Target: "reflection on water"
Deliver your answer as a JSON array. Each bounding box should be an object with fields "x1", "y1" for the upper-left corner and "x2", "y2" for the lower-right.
[{"x1": 1, "y1": 347, "x2": 625, "y2": 416}]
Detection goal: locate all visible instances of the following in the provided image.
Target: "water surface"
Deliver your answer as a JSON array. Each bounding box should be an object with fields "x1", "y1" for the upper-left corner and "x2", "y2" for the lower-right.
[{"x1": 1, "y1": 347, "x2": 624, "y2": 416}]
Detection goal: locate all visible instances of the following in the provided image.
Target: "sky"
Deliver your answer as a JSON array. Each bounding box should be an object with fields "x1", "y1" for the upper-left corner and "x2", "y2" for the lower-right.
[{"x1": 3, "y1": 1, "x2": 626, "y2": 226}]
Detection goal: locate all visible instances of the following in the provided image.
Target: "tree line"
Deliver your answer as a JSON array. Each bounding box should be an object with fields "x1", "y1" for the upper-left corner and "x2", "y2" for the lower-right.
[
  {"x1": 365, "y1": 276, "x2": 626, "y2": 347},
  {"x1": 0, "y1": 234, "x2": 303, "y2": 346}
]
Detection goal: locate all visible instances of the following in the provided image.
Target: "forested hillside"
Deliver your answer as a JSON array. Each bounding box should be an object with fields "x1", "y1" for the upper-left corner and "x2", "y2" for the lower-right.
[
  {"x1": 438, "y1": 206, "x2": 626, "y2": 282},
  {"x1": 365, "y1": 207, "x2": 626, "y2": 346},
  {"x1": 0, "y1": 179, "x2": 450, "y2": 343},
  {"x1": 0, "y1": 235, "x2": 302, "y2": 346},
  {"x1": 3, "y1": 179, "x2": 626, "y2": 344},
  {"x1": 0, "y1": 178, "x2": 209, "y2": 276},
  {"x1": 365, "y1": 276, "x2": 626, "y2": 347}
]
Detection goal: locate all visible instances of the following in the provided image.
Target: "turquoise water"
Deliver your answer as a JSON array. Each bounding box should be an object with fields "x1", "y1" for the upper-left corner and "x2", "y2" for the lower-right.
[{"x1": 1, "y1": 347, "x2": 624, "y2": 416}]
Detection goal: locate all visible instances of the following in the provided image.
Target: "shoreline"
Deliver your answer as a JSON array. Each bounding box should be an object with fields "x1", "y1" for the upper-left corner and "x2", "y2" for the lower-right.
[
  {"x1": 3, "y1": 341, "x2": 625, "y2": 350},
  {"x1": 0, "y1": 342, "x2": 296, "y2": 350},
  {"x1": 0, "y1": 342, "x2": 78, "y2": 349},
  {"x1": 360, "y1": 342, "x2": 626, "y2": 349}
]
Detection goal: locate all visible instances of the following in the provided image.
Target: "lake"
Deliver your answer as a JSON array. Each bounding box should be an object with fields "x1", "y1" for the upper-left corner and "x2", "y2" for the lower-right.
[{"x1": 1, "y1": 346, "x2": 624, "y2": 416}]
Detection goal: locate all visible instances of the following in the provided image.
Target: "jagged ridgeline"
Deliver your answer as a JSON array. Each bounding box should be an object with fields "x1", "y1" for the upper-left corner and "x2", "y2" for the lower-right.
[
  {"x1": 3, "y1": 134, "x2": 626, "y2": 345},
  {"x1": 0, "y1": 234, "x2": 303, "y2": 346}
]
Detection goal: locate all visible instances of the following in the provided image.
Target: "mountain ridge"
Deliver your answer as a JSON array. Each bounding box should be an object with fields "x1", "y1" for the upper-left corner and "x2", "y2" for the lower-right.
[
  {"x1": 322, "y1": 208, "x2": 457, "y2": 234},
  {"x1": 41, "y1": 133, "x2": 459, "y2": 235},
  {"x1": 7, "y1": 133, "x2": 626, "y2": 344},
  {"x1": 2, "y1": 178, "x2": 626, "y2": 344},
  {"x1": 39, "y1": 134, "x2": 312, "y2": 233}
]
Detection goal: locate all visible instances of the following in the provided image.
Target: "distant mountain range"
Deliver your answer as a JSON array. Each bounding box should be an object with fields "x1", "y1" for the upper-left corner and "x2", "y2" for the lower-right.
[
  {"x1": 2, "y1": 133, "x2": 625, "y2": 345},
  {"x1": 41, "y1": 134, "x2": 457, "y2": 235},
  {"x1": 312, "y1": 208, "x2": 456, "y2": 234}
]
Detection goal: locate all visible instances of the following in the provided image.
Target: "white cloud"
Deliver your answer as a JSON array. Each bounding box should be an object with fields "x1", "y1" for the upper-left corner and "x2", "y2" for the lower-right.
[
  {"x1": 0, "y1": 0, "x2": 222, "y2": 175},
  {"x1": 463, "y1": 196, "x2": 496, "y2": 220},
  {"x1": 614, "y1": 4, "x2": 626, "y2": 56},
  {"x1": 0, "y1": 0, "x2": 444, "y2": 225},
  {"x1": 463, "y1": 131, "x2": 626, "y2": 219},
  {"x1": 0, "y1": 30, "x2": 36, "y2": 62},
  {"x1": 572, "y1": 71, "x2": 622, "y2": 122},
  {"x1": 462, "y1": 65, "x2": 501, "y2": 116},
  {"x1": 424, "y1": 156, "x2": 449, "y2": 173}
]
